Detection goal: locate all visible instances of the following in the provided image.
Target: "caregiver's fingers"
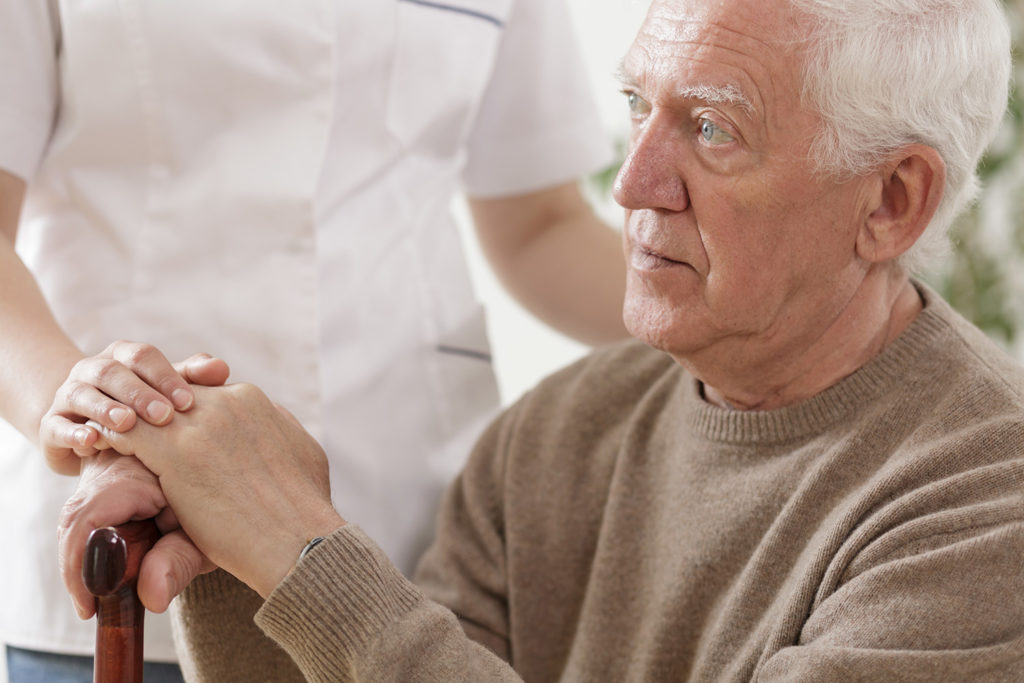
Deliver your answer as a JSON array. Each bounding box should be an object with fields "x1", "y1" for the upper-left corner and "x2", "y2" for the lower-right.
[
  {"x1": 44, "y1": 351, "x2": 177, "y2": 452},
  {"x1": 40, "y1": 371, "x2": 143, "y2": 473},
  {"x1": 173, "y1": 353, "x2": 231, "y2": 387},
  {"x1": 40, "y1": 413, "x2": 102, "y2": 463},
  {"x1": 98, "y1": 340, "x2": 199, "y2": 417},
  {"x1": 40, "y1": 414, "x2": 117, "y2": 474}
]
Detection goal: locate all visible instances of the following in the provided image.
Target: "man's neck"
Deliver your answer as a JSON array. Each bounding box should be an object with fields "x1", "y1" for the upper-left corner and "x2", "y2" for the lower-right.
[{"x1": 697, "y1": 271, "x2": 923, "y2": 411}]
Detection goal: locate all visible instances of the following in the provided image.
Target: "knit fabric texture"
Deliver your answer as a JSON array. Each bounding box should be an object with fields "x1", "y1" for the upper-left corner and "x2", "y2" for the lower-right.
[{"x1": 176, "y1": 286, "x2": 1024, "y2": 681}]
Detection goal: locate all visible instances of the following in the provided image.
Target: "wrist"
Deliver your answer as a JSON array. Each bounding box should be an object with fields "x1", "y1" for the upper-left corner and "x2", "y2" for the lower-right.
[
  {"x1": 298, "y1": 535, "x2": 327, "y2": 561},
  {"x1": 252, "y1": 511, "x2": 346, "y2": 598}
]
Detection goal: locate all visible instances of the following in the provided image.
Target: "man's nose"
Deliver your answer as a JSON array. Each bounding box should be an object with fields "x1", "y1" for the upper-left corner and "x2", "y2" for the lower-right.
[{"x1": 612, "y1": 116, "x2": 689, "y2": 213}]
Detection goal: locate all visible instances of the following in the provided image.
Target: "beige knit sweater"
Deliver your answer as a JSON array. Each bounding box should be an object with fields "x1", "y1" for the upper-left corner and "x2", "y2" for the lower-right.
[{"x1": 172, "y1": 286, "x2": 1024, "y2": 681}]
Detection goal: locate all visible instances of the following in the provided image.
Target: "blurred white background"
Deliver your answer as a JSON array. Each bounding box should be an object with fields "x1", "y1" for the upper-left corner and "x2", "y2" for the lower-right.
[{"x1": 459, "y1": 0, "x2": 650, "y2": 405}]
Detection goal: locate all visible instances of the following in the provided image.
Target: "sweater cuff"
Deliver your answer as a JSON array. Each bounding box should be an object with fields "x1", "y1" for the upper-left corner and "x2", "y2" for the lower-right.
[
  {"x1": 174, "y1": 569, "x2": 304, "y2": 682},
  {"x1": 255, "y1": 525, "x2": 425, "y2": 677}
]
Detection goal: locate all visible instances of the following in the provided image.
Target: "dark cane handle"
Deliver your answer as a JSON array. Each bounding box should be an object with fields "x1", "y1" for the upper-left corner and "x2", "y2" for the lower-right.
[{"x1": 83, "y1": 520, "x2": 161, "y2": 683}]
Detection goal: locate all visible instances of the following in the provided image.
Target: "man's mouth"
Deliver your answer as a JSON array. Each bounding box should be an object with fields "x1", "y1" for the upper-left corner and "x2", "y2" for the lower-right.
[{"x1": 630, "y1": 245, "x2": 688, "y2": 271}]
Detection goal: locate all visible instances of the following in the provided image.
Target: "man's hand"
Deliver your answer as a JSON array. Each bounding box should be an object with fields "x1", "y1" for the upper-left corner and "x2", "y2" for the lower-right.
[
  {"x1": 59, "y1": 452, "x2": 216, "y2": 619},
  {"x1": 40, "y1": 340, "x2": 230, "y2": 474},
  {"x1": 92, "y1": 383, "x2": 345, "y2": 598}
]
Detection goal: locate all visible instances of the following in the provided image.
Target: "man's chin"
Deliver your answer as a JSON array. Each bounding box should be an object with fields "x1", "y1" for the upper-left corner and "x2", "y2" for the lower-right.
[
  {"x1": 624, "y1": 300, "x2": 696, "y2": 358},
  {"x1": 624, "y1": 283, "x2": 740, "y2": 368}
]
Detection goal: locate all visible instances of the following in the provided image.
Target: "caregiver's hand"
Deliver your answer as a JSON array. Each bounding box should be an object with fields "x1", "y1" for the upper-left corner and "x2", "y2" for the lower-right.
[
  {"x1": 58, "y1": 451, "x2": 216, "y2": 619},
  {"x1": 90, "y1": 383, "x2": 345, "y2": 598},
  {"x1": 40, "y1": 340, "x2": 230, "y2": 474}
]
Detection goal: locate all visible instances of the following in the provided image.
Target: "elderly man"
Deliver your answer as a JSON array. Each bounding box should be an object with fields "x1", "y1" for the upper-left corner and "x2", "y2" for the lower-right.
[{"x1": 55, "y1": 0, "x2": 1022, "y2": 679}]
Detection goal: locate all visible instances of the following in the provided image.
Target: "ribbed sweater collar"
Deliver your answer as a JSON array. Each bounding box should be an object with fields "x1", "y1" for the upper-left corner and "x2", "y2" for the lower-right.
[{"x1": 680, "y1": 283, "x2": 956, "y2": 445}]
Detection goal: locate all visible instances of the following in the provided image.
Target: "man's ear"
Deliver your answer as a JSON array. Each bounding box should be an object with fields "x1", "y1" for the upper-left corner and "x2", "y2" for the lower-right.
[{"x1": 856, "y1": 145, "x2": 946, "y2": 263}]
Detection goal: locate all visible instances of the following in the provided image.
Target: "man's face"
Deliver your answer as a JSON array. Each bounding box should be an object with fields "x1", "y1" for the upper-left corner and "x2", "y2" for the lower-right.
[{"x1": 615, "y1": 0, "x2": 874, "y2": 373}]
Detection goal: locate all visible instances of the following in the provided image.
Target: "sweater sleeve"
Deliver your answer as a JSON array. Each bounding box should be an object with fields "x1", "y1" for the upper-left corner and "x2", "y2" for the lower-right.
[
  {"x1": 251, "y1": 405, "x2": 524, "y2": 682},
  {"x1": 758, "y1": 516, "x2": 1024, "y2": 681},
  {"x1": 253, "y1": 526, "x2": 521, "y2": 682},
  {"x1": 172, "y1": 570, "x2": 305, "y2": 682}
]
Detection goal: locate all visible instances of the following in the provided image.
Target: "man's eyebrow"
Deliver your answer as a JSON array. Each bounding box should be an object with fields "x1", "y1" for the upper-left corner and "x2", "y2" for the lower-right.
[
  {"x1": 615, "y1": 61, "x2": 756, "y2": 115},
  {"x1": 676, "y1": 84, "x2": 755, "y2": 114},
  {"x1": 614, "y1": 63, "x2": 636, "y2": 88}
]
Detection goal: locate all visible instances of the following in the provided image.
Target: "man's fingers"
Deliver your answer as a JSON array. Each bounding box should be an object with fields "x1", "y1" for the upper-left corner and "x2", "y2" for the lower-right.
[
  {"x1": 137, "y1": 529, "x2": 216, "y2": 613},
  {"x1": 58, "y1": 454, "x2": 167, "y2": 618},
  {"x1": 87, "y1": 421, "x2": 173, "y2": 480},
  {"x1": 86, "y1": 420, "x2": 139, "y2": 459},
  {"x1": 173, "y1": 353, "x2": 230, "y2": 388},
  {"x1": 60, "y1": 532, "x2": 97, "y2": 620},
  {"x1": 154, "y1": 505, "x2": 182, "y2": 534}
]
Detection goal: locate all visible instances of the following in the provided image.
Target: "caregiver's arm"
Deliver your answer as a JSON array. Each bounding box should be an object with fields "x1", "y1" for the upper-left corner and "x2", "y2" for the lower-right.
[
  {"x1": 470, "y1": 181, "x2": 627, "y2": 346},
  {"x1": 0, "y1": 168, "x2": 86, "y2": 469},
  {"x1": 0, "y1": 169, "x2": 213, "y2": 473}
]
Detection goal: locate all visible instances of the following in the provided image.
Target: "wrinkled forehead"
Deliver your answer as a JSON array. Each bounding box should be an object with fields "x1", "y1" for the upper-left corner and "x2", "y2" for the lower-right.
[
  {"x1": 635, "y1": 0, "x2": 805, "y2": 52},
  {"x1": 622, "y1": 0, "x2": 807, "y2": 120}
]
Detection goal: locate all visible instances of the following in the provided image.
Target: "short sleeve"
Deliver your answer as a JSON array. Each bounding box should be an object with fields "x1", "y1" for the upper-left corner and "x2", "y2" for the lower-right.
[
  {"x1": 0, "y1": 0, "x2": 60, "y2": 180},
  {"x1": 461, "y1": 0, "x2": 614, "y2": 198}
]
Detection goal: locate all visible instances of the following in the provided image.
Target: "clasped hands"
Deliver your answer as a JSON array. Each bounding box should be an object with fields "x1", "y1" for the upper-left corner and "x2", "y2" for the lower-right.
[{"x1": 48, "y1": 341, "x2": 344, "y2": 620}]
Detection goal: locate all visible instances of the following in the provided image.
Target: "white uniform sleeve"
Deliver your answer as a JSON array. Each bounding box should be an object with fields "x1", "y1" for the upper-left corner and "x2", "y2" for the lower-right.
[
  {"x1": 461, "y1": 0, "x2": 613, "y2": 198},
  {"x1": 0, "y1": 0, "x2": 60, "y2": 180}
]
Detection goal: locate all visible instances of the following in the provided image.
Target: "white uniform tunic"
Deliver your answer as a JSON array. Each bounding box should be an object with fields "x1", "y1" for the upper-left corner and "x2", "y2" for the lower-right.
[{"x1": 0, "y1": 0, "x2": 610, "y2": 662}]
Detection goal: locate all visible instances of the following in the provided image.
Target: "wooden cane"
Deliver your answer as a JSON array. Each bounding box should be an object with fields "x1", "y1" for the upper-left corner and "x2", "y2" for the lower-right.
[{"x1": 83, "y1": 520, "x2": 160, "y2": 683}]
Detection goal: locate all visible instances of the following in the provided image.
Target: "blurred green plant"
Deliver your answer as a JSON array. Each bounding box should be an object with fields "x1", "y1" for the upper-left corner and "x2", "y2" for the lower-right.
[{"x1": 929, "y1": 0, "x2": 1024, "y2": 351}]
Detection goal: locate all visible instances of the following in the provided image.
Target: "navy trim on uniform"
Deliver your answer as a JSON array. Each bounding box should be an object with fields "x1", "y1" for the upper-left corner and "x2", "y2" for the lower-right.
[
  {"x1": 398, "y1": 0, "x2": 504, "y2": 28},
  {"x1": 437, "y1": 345, "x2": 494, "y2": 363}
]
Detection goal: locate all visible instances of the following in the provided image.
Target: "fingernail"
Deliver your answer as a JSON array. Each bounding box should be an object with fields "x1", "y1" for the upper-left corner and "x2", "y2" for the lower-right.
[
  {"x1": 74, "y1": 427, "x2": 92, "y2": 446},
  {"x1": 146, "y1": 400, "x2": 173, "y2": 423},
  {"x1": 109, "y1": 406, "x2": 132, "y2": 429},
  {"x1": 171, "y1": 388, "x2": 193, "y2": 411}
]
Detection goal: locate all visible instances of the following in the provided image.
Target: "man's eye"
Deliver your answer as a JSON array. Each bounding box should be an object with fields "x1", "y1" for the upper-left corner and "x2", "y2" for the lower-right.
[
  {"x1": 624, "y1": 91, "x2": 650, "y2": 117},
  {"x1": 699, "y1": 118, "x2": 735, "y2": 145}
]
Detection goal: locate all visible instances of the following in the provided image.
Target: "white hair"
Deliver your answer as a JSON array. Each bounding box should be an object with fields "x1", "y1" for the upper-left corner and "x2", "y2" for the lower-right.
[
  {"x1": 789, "y1": 0, "x2": 1013, "y2": 273},
  {"x1": 676, "y1": 84, "x2": 755, "y2": 113}
]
